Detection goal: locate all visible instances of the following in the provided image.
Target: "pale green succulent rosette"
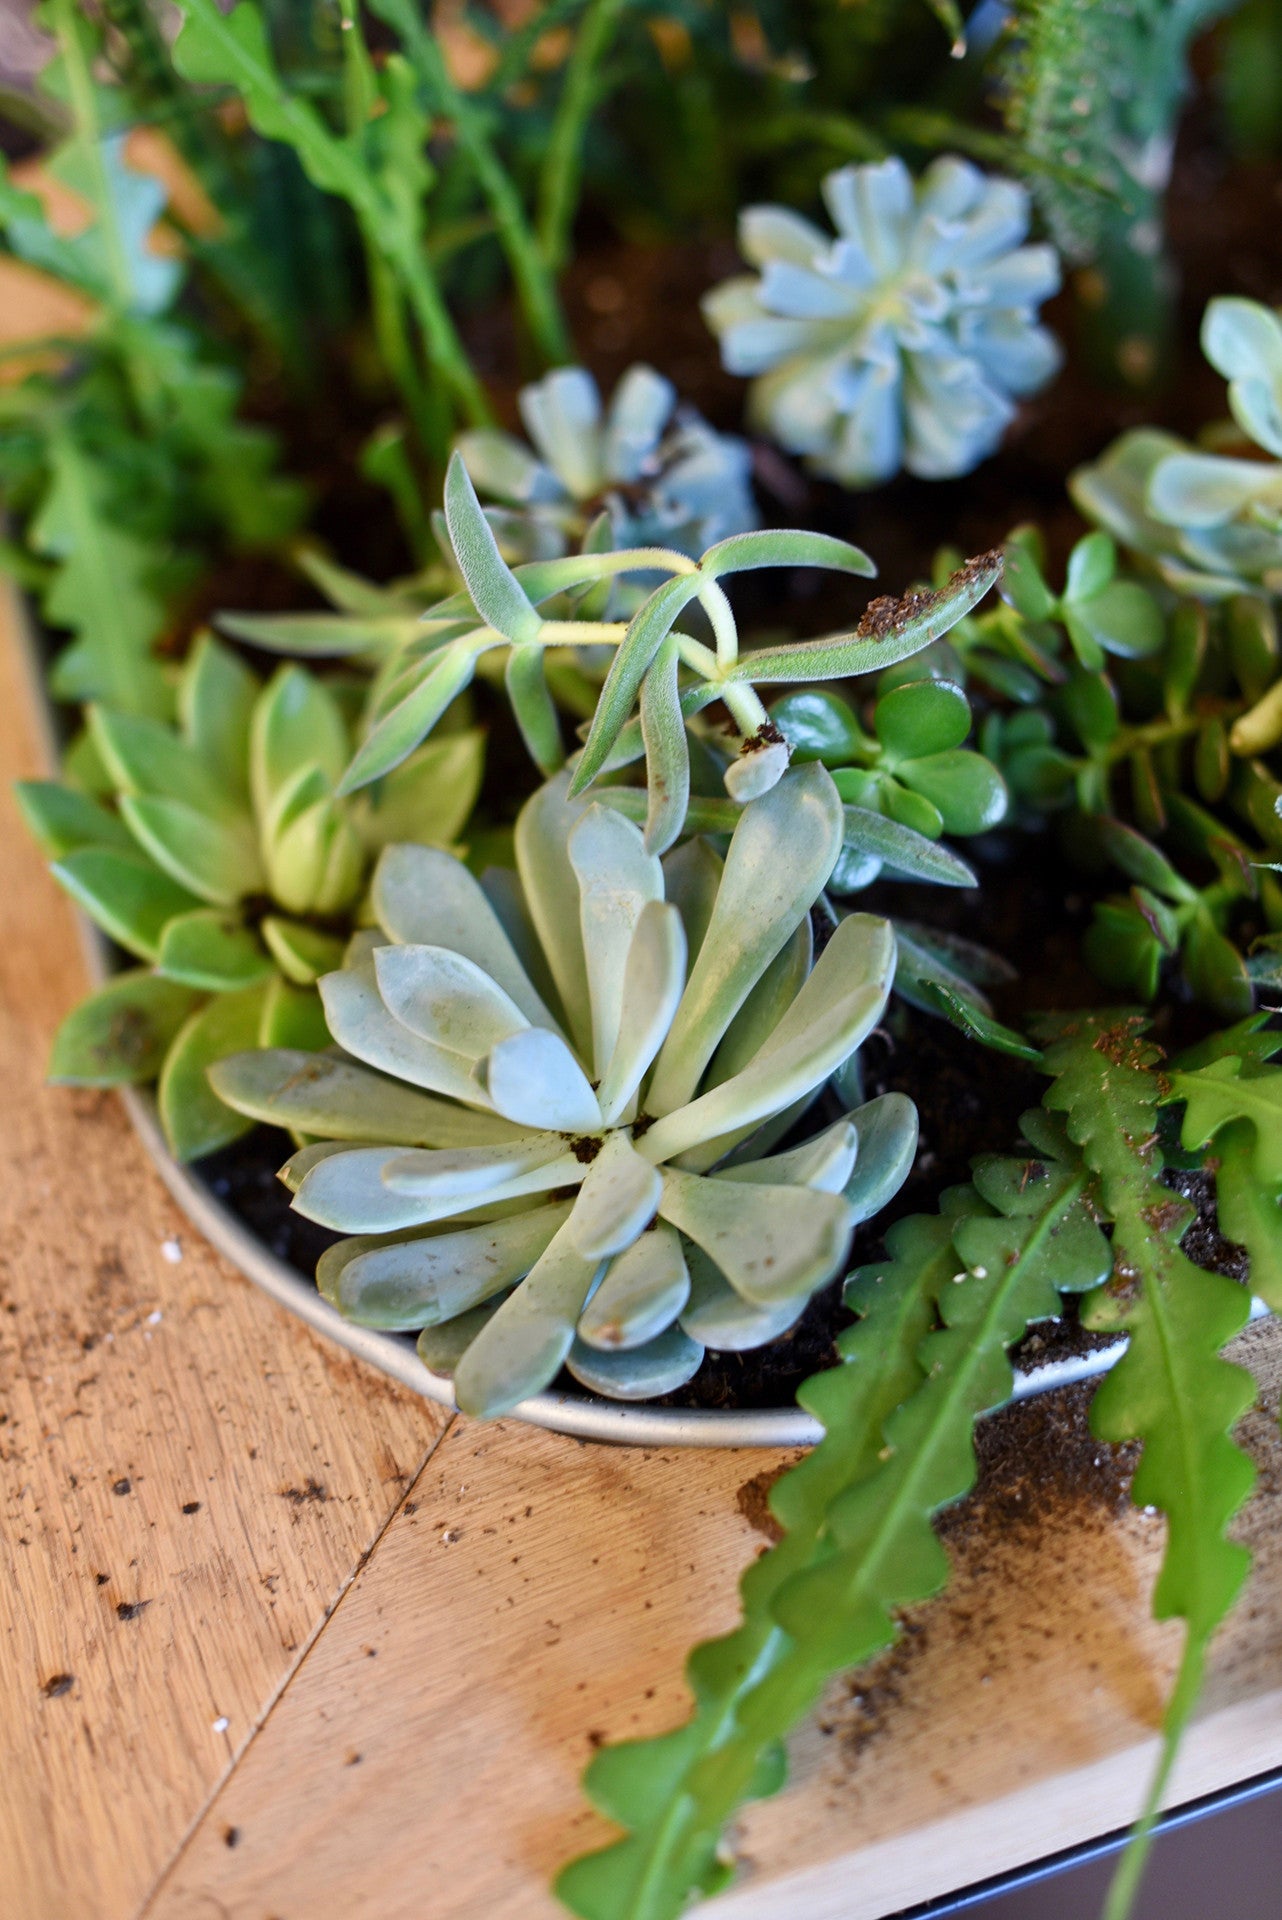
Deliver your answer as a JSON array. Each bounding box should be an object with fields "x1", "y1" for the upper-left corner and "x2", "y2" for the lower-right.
[
  {"x1": 1072, "y1": 298, "x2": 1282, "y2": 598},
  {"x1": 17, "y1": 637, "x2": 484, "y2": 1161},
  {"x1": 211, "y1": 762, "x2": 917, "y2": 1416}
]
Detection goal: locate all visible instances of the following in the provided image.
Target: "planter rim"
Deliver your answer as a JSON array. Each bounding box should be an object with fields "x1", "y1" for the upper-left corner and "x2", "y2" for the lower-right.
[
  {"x1": 18, "y1": 582, "x2": 1263, "y2": 1448},
  {"x1": 119, "y1": 1086, "x2": 1147, "y2": 1447}
]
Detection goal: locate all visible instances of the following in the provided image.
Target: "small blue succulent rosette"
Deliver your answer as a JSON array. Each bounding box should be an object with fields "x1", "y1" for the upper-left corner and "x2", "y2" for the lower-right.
[
  {"x1": 704, "y1": 155, "x2": 1062, "y2": 488},
  {"x1": 456, "y1": 363, "x2": 758, "y2": 562}
]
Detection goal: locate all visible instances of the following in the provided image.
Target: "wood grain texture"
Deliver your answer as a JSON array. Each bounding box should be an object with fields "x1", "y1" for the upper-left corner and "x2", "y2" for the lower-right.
[
  {"x1": 0, "y1": 602, "x2": 448, "y2": 1920},
  {"x1": 143, "y1": 1329, "x2": 1282, "y2": 1920}
]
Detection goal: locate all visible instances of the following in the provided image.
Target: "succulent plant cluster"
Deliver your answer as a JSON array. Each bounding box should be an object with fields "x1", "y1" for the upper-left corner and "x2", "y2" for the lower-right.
[
  {"x1": 18, "y1": 641, "x2": 483, "y2": 1158},
  {"x1": 1073, "y1": 298, "x2": 1282, "y2": 597},
  {"x1": 12, "y1": 6, "x2": 1282, "y2": 1914},
  {"x1": 703, "y1": 156, "x2": 1062, "y2": 487},
  {"x1": 211, "y1": 766, "x2": 917, "y2": 1414}
]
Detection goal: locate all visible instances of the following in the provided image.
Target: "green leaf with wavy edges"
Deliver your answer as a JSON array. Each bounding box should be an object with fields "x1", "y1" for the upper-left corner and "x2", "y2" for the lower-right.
[
  {"x1": 556, "y1": 1120, "x2": 1106, "y2": 1920},
  {"x1": 34, "y1": 434, "x2": 171, "y2": 719},
  {"x1": 1171, "y1": 1058, "x2": 1282, "y2": 1187},
  {"x1": 1039, "y1": 1011, "x2": 1257, "y2": 1920}
]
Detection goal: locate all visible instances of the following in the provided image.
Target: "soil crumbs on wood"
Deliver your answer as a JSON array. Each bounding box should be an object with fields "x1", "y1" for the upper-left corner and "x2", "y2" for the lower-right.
[{"x1": 814, "y1": 1384, "x2": 1142, "y2": 1765}]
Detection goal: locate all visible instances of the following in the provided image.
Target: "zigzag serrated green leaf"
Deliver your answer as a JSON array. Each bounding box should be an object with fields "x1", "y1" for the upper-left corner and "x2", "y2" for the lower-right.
[
  {"x1": 556, "y1": 1126, "x2": 1108, "y2": 1920},
  {"x1": 34, "y1": 434, "x2": 172, "y2": 719},
  {"x1": 1039, "y1": 1011, "x2": 1257, "y2": 1920}
]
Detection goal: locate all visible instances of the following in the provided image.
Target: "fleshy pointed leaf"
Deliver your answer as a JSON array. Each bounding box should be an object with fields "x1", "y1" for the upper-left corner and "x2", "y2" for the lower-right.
[
  {"x1": 700, "y1": 529, "x2": 875, "y2": 580},
  {"x1": 643, "y1": 914, "x2": 895, "y2": 1163},
  {"x1": 480, "y1": 1026, "x2": 602, "y2": 1132},
  {"x1": 639, "y1": 635, "x2": 690, "y2": 856},
  {"x1": 647, "y1": 765, "x2": 844, "y2": 1115},
  {"x1": 156, "y1": 909, "x2": 274, "y2": 990},
  {"x1": 15, "y1": 779, "x2": 135, "y2": 859},
  {"x1": 52, "y1": 847, "x2": 202, "y2": 961},
  {"x1": 678, "y1": 1243, "x2": 806, "y2": 1350},
  {"x1": 568, "y1": 1133, "x2": 664, "y2": 1261},
  {"x1": 566, "y1": 1326, "x2": 704, "y2": 1399},
  {"x1": 372, "y1": 842, "x2": 560, "y2": 1033},
  {"x1": 373, "y1": 943, "x2": 530, "y2": 1057},
  {"x1": 453, "y1": 1218, "x2": 604, "y2": 1418},
  {"x1": 596, "y1": 903, "x2": 687, "y2": 1126},
  {"x1": 573, "y1": 571, "x2": 705, "y2": 795},
  {"x1": 569, "y1": 805, "x2": 664, "y2": 1079},
  {"x1": 514, "y1": 770, "x2": 593, "y2": 1055},
  {"x1": 578, "y1": 1223, "x2": 690, "y2": 1351},
  {"x1": 209, "y1": 1049, "x2": 522, "y2": 1148},
  {"x1": 319, "y1": 963, "x2": 490, "y2": 1102},
  {"x1": 658, "y1": 1166, "x2": 852, "y2": 1305},
  {"x1": 157, "y1": 983, "x2": 268, "y2": 1161},
  {"x1": 443, "y1": 451, "x2": 542, "y2": 645}
]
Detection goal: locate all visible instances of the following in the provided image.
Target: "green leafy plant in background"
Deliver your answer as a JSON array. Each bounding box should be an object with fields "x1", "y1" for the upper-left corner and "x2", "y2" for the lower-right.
[
  {"x1": 997, "y1": 0, "x2": 1238, "y2": 387},
  {"x1": 17, "y1": 639, "x2": 483, "y2": 1158},
  {"x1": 0, "y1": 0, "x2": 305, "y2": 720},
  {"x1": 212, "y1": 765, "x2": 920, "y2": 1415}
]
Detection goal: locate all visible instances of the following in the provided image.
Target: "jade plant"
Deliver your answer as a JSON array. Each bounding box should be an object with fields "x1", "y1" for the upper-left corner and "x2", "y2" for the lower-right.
[
  {"x1": 703, "y1": 155, "x2": 1062, "y2": 486},
  {"x1": 17, "y1": 640, "x2": 483, "y2": 1158},
  {"x1": 211, "y1": 765, "x2": 919, "y2": 1414}
]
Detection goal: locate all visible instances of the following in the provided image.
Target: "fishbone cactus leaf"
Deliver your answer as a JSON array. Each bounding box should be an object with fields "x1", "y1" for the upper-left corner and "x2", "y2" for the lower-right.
[
  {"x1": 212, "y1": 762, "x2": 909, "y2": 1413},
  {"x1": 1039, "y1": 1012, "x2": 1257, "y2": 1919},
  {"x1": 555, "y1": 1114, "x2": 1108, "y2": 1918}
]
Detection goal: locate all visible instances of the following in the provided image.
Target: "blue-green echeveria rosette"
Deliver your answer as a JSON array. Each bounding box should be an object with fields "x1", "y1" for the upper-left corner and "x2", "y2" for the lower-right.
[
  {"x1": 703, "y1": 155, "x2": 1062, "y2": 487},
  {"x1": 455, "y1": 363, "x2": 758, "y2": 561},
  {"x1": 210, "y1": 763, "x2": 917, "y2": 1418},
  {"x1": 1072, "y1": 297, "x2": 1282, "y2": 597}
]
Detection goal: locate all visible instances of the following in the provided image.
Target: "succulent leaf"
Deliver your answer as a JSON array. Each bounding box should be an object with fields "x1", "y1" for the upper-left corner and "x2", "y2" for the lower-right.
[
  {"x1": 49, "y1": 971, "x2": 201, "y2": 1085},
  {"x1": 157, "y1": 983, "x2": 268, "y2": 1161}
]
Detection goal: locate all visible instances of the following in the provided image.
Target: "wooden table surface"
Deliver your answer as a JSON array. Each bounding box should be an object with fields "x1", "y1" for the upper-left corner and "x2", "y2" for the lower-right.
[{"x1": 6, "y1": 586, "x2": 1282, "y2": 1920}]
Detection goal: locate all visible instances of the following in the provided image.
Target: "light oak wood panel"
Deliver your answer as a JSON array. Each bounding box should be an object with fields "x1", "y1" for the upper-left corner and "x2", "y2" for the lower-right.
[
  {"x1": 0, "y1": 607, "x2": 449, "y2": 1920},
  {"x1": 144, "y1": 1418, "x2": 789, "y2": 1920},
  {"x1": 144, "y1": 1329, "x2": 1282, "y2": 1920}
]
